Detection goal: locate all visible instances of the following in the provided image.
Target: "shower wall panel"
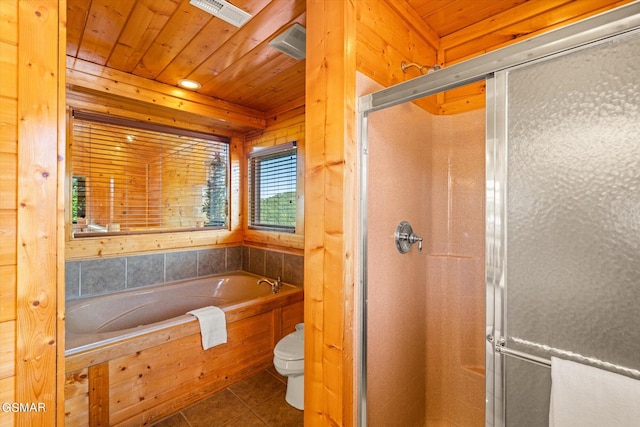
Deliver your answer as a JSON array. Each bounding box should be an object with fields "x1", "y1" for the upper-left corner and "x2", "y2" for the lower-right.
[
  {"x1": 427, "y1": 110, "x2": 486, "y2": 426},
  {"x1": 359, "y1": 73, "x2": 432, "y2": 426}
]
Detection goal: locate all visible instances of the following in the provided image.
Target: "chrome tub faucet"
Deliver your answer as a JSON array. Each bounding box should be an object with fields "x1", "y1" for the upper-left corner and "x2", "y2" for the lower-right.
[{"x1": 257, "y1": 276, "x2": 282, "y2": 293}]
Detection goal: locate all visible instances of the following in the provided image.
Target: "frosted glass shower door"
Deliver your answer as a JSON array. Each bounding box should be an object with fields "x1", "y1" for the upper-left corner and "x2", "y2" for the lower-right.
[{"x1": 489, "y1": 29, "x2": 640, "y2": 426}]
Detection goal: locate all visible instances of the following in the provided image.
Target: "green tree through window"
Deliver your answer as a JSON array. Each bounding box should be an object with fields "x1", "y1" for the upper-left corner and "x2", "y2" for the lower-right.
[{"x1": 202, "y1": 153, "x2": 228, "y2": 226}]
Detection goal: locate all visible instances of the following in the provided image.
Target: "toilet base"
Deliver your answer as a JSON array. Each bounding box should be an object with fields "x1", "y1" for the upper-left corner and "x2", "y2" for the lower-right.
[{"x1": 285, "y1": 374, "x2": 304, "y2": 410}]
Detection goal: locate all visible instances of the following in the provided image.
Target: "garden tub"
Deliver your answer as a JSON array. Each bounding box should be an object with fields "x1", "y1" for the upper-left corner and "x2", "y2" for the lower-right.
[{"x1": 64, "y1": 271, "x2": 304, "y2": 427}]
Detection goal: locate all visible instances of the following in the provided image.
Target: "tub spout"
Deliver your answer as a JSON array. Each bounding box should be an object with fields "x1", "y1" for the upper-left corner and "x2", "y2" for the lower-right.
[{"x1": 257, "y1": 276, "x2": 282, "y2": 293}]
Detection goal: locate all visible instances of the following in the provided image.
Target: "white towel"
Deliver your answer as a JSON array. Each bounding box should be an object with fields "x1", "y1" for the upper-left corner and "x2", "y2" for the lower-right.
[
  {"x1": 549, "y1": 356, "x2": 640, "y2": 427},
  {"x1": 187, "y1": 306, "x2": 227, "y2": 350}
]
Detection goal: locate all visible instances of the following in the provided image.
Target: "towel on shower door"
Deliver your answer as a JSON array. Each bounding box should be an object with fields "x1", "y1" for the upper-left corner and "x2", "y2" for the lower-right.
[
  {"x1": 187, "y1": 306, "x2": 227, "y2": 350},
  {"x1": 549, "y1": 356, "x2": 640, "y2": 427}
]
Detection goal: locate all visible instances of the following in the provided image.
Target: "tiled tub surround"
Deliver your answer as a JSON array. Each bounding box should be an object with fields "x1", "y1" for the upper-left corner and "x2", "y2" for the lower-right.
[{"x1": 66, "y1": 246, "x2": 303, "y2": 299}]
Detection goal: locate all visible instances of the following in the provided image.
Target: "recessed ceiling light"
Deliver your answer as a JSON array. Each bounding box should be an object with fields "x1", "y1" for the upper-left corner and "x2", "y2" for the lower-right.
[{"x1": 178, "y1": 79, "x2": 202, "y2": 90}]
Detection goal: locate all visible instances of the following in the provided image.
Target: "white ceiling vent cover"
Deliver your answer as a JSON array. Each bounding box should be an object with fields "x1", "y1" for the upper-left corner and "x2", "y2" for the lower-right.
[
  {"x1": 189, "y1": 0, "x2": 252, "y2": 28},
  {"x1": 269, "y1": 23, "x2": 306, "y2": 60}
]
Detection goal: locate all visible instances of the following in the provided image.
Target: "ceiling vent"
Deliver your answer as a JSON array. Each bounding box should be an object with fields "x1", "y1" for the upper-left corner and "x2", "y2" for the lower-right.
[
  {"x1": 189, "y1": 0, "x2": 252, "y2": 28},
  {"x1": 269, "y1": 23, "x2": 306, "y2": 60}
]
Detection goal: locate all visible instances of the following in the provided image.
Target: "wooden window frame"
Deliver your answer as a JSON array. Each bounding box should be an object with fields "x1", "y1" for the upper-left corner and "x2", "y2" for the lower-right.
[{"x1": 247, "y1": 141, "x2": 298, "y2": 233}]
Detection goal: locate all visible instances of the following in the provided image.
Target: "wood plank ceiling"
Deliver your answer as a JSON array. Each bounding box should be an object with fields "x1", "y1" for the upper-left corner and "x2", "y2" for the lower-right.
[
  {"x1": 66, "y1": 0, "x2": 608, "y2": 114},
  {"x1": 67, "y1": 0, "x2": 307, "y2": 113}
]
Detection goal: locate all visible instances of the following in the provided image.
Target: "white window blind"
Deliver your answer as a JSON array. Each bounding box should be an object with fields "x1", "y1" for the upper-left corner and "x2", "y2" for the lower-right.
[
  {"x1": 248, "y1": 142, "x2": 297, "y2": 232},
  {"x1": 71, "y1": 111, "x2": 229, "y2": 236}
]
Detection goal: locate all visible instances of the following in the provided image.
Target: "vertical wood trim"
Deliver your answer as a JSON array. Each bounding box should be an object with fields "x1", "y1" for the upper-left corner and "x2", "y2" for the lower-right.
[
  {"x1": 305, "y1": 0, "x2": 356, "y2": 425},
  {"x1": 88, "y1": 363, "x2": 109, "y2": 427},
  {"x1": 57, "y1": 2, "x2": 67, "y2": 426},
  {"x1": 16, "y1": 1, "x2": 62, "y2": 425}
]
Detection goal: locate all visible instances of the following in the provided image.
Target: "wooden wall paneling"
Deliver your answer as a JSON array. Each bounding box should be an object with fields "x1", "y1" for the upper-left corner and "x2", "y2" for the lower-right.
[
  {"x1": 0, "y1": 376, "x2": 16, "y2": 426},
  {"x1": 356, "y1": 0, "x2": 439, "y2": 114},
  {"x1": 0, "y1": 1, "x2": 18, "y2": 43},
  {"x1": 356, "y1": 8, "x2": 435, "y2": 84},
  {"x1": 383, "y1": 0, "x2": 440, "y2": 51},
  {"x1": 0, "y1": 98, "x2": 18, "y2": 154},
  {"x1": 57, "y1": 5, "x2": 67, "y2": 423},
  {"x1": 0, "y1": 4, "x2": 17, "y2": 424},
  {"x1": 68, "y1": 56, "x2": 266, "y2": 120},
  {"x1": 107, "y1": 312, "x2": 273, "y2": 425},
  {"x1": 0, "y1": 211, "x2": 17, "y2": 266},
  {"x1": 305, "y1": 0, "x2": 356, "y2": 424},
  {"x1": 16, "y1": 1, "x2": 63, "y2": 425},
  {"x1": 435, "y1": 0, "x2": 633, "y2": 114},
  {"x1": 65, "y1": 91, "x2": 237, "y2": 138},
  {"x1": 0, "y1": 320, "x2": 15, "y2": 378},
  {"x1": 438, "y1": 92, "x2": 486, "y2": 115},
  {"x1": 64, "y1": 368, "x2": 90, "y2": 426},
  {"x1": 438, "y1": 80, "x2": 486, "y2": 115},
  {"x1": 265, "y1": 100, "x2": 305, "y2": 125},
  {"x1": 65, "y1": 229, "x2": 244, "y2": 260},
  {"x1": 0, "y1": 43, "x2": 17, "y2": 98},
  {"x1": 65, "y1": 368, "x2": 89, "y2": 400},
  {"x1": 415, "y1": 0, "x2": 530, "y2": 37},
  {"x1": 64, "y1": 394, "x2": 89, "y2": 427},
  {"x1": 229, "y1": 137, "x2": 244, "y2": 233},
  {"x1": 0, "y1": 153, "x2": 16, "y2": 210},
  {"x1": 66, "y1": 57, "x2": 267, "y2": 132},
  {"x1": 282, "y1": 300, "x2": 304, "y2": 334},
  {"x1": 0, "y1": 265, "x2": 16, "y2": 322},
  {"x1": 88, "y1": 363, "x2": 109, "y2": 427},
  {"x1": 272, "y1": 307, "x2": 284, "y2": 346}
]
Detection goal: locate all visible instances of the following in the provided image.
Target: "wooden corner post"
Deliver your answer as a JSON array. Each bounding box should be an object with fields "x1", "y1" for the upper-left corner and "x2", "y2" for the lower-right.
[{"x1": 305, "y1": 0, "x2": 357, "y2": 425}]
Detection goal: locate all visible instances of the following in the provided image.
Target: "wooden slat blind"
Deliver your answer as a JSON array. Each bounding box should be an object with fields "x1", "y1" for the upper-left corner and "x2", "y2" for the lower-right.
[
  {"x1": 248, "y1": 142, "x2": 297, "y2": 232},
  {"x1": 71, "y1": 111, "x2": 229, "y2": 236}
]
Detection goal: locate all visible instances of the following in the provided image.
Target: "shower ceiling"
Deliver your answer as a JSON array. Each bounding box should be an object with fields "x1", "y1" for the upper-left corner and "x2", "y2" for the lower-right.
[{"x1": 66, "y1": 0, "x2": 613, "y2": 113}]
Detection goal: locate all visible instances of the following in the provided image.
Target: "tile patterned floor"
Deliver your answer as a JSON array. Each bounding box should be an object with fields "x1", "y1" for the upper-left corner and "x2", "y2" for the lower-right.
[{"x1": 152, "y1": 368, "x2": 303, "y2": 427}]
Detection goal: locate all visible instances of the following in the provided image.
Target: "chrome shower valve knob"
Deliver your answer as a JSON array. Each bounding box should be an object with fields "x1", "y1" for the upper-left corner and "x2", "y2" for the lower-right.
[{"x1": 394, "y1": 221, "x2": 424, "y2": 254}]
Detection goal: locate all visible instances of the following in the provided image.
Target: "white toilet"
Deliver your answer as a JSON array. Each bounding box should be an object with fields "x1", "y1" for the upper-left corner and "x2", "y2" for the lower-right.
[{"x1": 273, "y1": 323, "x2": 304, "y2": 410}]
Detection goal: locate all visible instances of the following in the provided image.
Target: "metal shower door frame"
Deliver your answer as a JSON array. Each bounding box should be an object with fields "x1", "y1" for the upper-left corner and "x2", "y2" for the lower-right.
[{"x1": 356, "y1": 3, "x2": 640, "y2": 426}]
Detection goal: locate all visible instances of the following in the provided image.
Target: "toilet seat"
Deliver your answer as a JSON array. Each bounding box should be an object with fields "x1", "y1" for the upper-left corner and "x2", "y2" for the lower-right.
[{"x1": 274, "y1": 329, "x2": 304, "y2": 361}]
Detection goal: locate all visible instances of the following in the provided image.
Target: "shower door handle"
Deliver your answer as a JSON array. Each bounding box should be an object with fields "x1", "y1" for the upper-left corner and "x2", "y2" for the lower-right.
[{"x1": 395, "y1": 221, "x2": 424, "y2": 253}]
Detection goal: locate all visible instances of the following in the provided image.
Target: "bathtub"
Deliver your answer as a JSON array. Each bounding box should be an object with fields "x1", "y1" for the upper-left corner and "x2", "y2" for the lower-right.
[
  {"x1": 65, "y1": 271, "x2": 296, "y2": 355},
  {"x1": 64, "y1": 271, "x2": 304, "y2": 427}
]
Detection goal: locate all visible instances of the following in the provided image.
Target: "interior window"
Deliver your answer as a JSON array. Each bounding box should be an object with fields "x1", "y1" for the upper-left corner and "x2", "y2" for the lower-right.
[
  {"x1": 248, "y1": 142, "x2": 297, "y2": 232},
  {"x1": 70, "y1": 111, "x2": 229, "y2": 237}
]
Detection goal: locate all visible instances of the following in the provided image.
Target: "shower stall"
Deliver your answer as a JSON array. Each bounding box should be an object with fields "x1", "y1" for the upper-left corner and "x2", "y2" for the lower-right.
[{"x1": 357, "y1": 3, "x2": 640, "y2": 426}]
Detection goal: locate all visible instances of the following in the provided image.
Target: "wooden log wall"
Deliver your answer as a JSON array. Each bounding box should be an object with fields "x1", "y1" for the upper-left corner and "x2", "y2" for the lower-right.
[
  {"x1": 305, "y1": 1, "x2": 357, "y2": 424},
  {"x1": 0, "y1": 3, "x2": 19, "y2": 424},
  {"x1": 0, "y1": 1, "x2": 66, "y2": 426}
]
